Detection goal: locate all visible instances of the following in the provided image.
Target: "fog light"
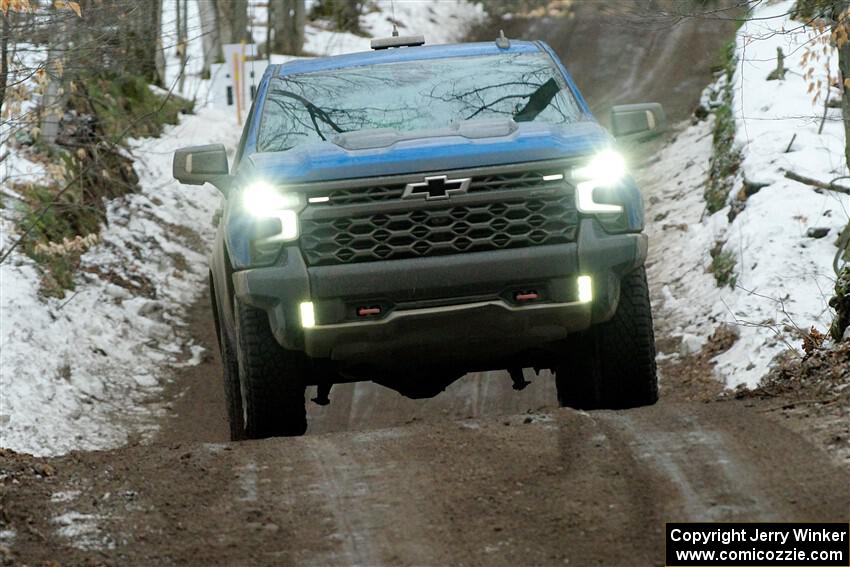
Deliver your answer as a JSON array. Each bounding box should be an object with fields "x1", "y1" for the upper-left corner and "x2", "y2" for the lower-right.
[
  {"x1": 300, "y1": 302, "x2": 316, "y2": 329},
  {"x1": 577, "y1": 275, "x2": 593, "y2": 303}
]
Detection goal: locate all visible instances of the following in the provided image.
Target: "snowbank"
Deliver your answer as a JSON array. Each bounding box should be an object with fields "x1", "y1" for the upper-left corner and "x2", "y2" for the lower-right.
[
  {"x1": 1, "y1": 0, "x2": 486, "y2": 456},
  {"x1": 0, "y1": 108, "x2": 238, "y2": 456},
  {"x1": 646, "y1": 0, "x2": 849, "y2": 388}
]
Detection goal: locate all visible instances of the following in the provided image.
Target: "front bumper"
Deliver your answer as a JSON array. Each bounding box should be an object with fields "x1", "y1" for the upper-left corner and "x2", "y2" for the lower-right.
[{"x1": 232, "y1": 219, "x2": 647, "y2": 363}]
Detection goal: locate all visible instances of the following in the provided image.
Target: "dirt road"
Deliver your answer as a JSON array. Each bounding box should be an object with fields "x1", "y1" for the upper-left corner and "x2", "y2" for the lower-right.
[
  {"x1": 3, "y1": 397, "x2": 848, "y2": 566},
  {"x1": 471, "y1": 2, "x2": 740, "y2": 122},
  {"x1": 2, "y1": 6, "x2": 848, "y2": 567},
  {"x1": 3, "y1": 201, "x2": 849, "y2": 567}
]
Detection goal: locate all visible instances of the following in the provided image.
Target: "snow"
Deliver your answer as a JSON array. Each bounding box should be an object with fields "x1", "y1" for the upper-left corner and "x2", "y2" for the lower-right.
[
  {"x1": 304, "y1": 0, "x2": 486, "y2": 56},
  {"x1": 164, "y1": 0, "x2": 487, "y2": 108},
  {"x1": 240, "y1": 0, "x2": 486, "y2": 58},
  {"x1": 51, "y1": 490, "x2": 82, "y2": 503},
  {"x1": 0, "y1": 108, "x2": 237, "y2": 456},
  {"x1": 52, "y1": 511, "x2": 113, "y2": 551},
  {"x1": 1, "y1": 0, "x2": 486, "y2": 456},
  {"x1": 644, "y1": 0, "x2": 849, "y2": 388}
]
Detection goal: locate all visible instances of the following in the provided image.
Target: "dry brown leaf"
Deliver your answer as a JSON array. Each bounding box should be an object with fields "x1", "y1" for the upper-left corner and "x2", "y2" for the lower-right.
[{"x1": 1, "y1": 0, "x2": 32, "y2": 14}]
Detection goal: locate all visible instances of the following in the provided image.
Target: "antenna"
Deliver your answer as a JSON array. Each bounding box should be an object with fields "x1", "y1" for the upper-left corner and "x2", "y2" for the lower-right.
[
  {"x1": 496, "y1": 30, "x2": 510, "y2": 49},
  {"x1": 391, "y1": 0, "x2": 399, "y2": 36}
]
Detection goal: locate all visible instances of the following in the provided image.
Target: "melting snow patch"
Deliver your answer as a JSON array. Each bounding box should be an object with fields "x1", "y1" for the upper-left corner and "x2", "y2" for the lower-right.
[
  {"x1": 52, "y1": 511, "x2": 114, "y2": 551},
  {"x1": 351, "y1": 428, "x2": 408, "y2": 443},
  {"x1": 50, "y1": 490, "x2": 81, "y2": 504}
]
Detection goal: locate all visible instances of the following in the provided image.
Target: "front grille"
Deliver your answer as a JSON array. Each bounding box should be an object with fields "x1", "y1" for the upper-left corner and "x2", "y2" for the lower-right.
[
  {"x1": 300, "y1": 194, "x2": 578, "y2": 266},
  {"x1": 308, "y1": 167, "x2": 565, "y2": 206},
  {"x1": 319, "y1": 184, "x2": 405, "y2": 206}
]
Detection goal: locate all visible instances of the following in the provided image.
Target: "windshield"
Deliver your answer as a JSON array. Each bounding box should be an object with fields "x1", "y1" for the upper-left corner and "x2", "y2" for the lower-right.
[{"x1": 256, "y1": 53, "x2": 584, "y2": 152}]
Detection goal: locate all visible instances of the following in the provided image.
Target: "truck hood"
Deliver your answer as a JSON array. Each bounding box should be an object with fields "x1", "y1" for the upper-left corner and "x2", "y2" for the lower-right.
[{"x1": 241, "y1": 120, "x2": 611, "y2": 184}]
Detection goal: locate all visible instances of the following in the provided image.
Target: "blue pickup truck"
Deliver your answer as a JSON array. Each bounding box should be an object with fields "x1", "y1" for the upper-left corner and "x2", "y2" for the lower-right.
[{"x1": 173, "y1": 34, "x2": 665, "y2": 440}]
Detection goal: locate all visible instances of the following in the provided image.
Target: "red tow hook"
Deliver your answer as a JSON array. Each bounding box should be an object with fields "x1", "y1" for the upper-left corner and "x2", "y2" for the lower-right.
[
  {"x1": 357, "y1": 306, "x2": 382, "y2": 317},
  {"x1": 515, "y1": 291, "x2": 540, "y2": 302}
]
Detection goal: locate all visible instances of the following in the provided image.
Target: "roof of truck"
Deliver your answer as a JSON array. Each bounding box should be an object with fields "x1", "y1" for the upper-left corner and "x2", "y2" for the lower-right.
[{"x1": 275, "y1": 40, "x2": 544, "y2": 77}]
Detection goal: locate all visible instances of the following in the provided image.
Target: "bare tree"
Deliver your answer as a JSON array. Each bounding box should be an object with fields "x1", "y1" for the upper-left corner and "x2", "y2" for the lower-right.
[
  {"x1": 271, "y1": 0, "x2": 305, "y2": 55},
  {"x1": 176, "y1": 0, "x2": 188, "y2": 92},
  {"x1": 121, "y1": 0, "x2": 165, "y2": 86},
  {"x1": 313, "y1": 0, "x2": 362, "y2": 34},
  {"x1": 0, "y1": 11, "x2": 10, "y2": 113},
  {"x1": 216, "y1": 0, "x2": 249, "y2": 45},
  {"x1": 197, "y1": 0, "x2": 220, "y2": 77},
  {"x1": 40, "y1": 4, "x2": 66, "y2": 146},
  {"x1": 831, "y1": 0, "x2": 850, "y2": 168}
]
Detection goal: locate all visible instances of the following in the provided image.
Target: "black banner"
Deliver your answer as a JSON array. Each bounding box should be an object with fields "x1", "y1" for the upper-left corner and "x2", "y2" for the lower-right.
[{"x1": 666, "y1": 523, "x2": 850, "y2": 566}]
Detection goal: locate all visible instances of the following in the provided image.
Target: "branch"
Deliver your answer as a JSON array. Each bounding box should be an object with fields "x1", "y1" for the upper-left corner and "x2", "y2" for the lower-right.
[
  {"x1": 784, "y1": 170, "x2": 850, "y2": 195},
  {"x1": 0, "y1": 67, "x2": 188, "y2": 265}
]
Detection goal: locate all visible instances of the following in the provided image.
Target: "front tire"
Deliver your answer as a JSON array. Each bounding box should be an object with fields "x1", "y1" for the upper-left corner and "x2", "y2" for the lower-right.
[
  {"x1": 219, "y1": 319, "x2": 246, "y2": 441},
  {"x1": 232, "y1": 298, "x2": 308, "y2": 439},
  {"x1": 555, "y1": 267, "x2": 658, "y2": 409}
]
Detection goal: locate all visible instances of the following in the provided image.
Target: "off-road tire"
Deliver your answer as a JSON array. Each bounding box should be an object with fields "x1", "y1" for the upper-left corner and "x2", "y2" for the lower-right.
[
  {"x1": 555, "y1": 266, "x2": 658, "y2": 409},
  {"x1": 211, "y1": 280, "x2": 246, "y2": 441},
  {"x1": 219, "y1": 321, "x2": 246, "y2": 441},
  {"x1": 234, "y1": 298, "x2": 308, "y2": 439}
]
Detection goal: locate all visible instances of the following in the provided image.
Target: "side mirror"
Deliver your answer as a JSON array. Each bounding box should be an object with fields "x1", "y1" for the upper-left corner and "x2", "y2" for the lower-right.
[
  {"x1": 173, "y1": 144, "x2": 230, "y2": 193},
  {"x1": 610, "y1": 103, "x2": 666, "y2": 142}
]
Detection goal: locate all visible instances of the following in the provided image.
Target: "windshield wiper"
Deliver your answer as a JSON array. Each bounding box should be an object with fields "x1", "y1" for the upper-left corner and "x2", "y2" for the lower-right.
[
  {"x1": 268, "y1": 89, "x2": 346, "y2": 140},
  {"x1": 513, "y1": 78, "x2": 560, "y2": 123}
]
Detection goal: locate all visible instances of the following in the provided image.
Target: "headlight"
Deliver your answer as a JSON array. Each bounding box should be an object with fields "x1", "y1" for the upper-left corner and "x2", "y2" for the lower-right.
[
  {"x1": 572, "y1": 149, "x2": 626, "y2": 214},
  {"x1": 242, "y1": 182, "x2": 302, "y2": 216},
  {"x1": 241, "y1": 181, "x2": 302, "y2": 242}
]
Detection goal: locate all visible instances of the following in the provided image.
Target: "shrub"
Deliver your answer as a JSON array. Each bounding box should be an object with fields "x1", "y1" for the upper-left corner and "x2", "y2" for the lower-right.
[
  {"x1": 705, "y1": 41, "x2": 742, "y2": 214},
  {"x1": 709, "y1": 242, "x2": 737, "y2": 288}
]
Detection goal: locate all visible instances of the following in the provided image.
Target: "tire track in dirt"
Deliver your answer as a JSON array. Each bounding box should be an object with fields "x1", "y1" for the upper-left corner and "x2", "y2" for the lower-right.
[{"x1": 4, "y1": 403, "x2": 848, "y2": 565}]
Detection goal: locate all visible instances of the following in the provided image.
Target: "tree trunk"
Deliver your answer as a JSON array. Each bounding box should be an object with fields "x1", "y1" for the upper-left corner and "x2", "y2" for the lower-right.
[
  {"x1": 177, "y1": 0, "x2": 188, "y2": 93},
  {"x1": 335, "y1": 0, "x2": 361, "y2": 34},
  {"x1": 271, "y1": 0, "x2": 305, "y2": 55},
  {"x1": 841, "y1": 40, "x2": 850, "y2": 168},
  {"x1": 267, "y1": 0, "x2": 273, "y2": 59},
  {"x1": 217, "y1": 0, "x2": 249, "y2": 44},
  {"x1": 198, "y1": 0, "x2": 221, "y2": 75},
  {"x1": 118, "y1": 0, "x2": 164, "y2": 86},
  {"x1": 836, "y1": 1, "x2": 850, "y2": 169},
  {"x1": 294, "y1": 0, "x2": 305, "y2": 53},
  {"x1": 154, "y1": 0, "x2": 165, "y2": 86},
  {"x1": 0, "y1": 13, "x2": 9, "y2": 114},
  {"x1": 40, "y1": 8, "x2": 65, "y2": 147}
]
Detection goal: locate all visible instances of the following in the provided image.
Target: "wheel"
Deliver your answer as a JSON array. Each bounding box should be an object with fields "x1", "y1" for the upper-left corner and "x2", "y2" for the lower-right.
[
  {"x1": 555, "y1": 266, "x2": 658, "y2": 409},
  {"x1": 232, "y1": 298, "x2": 308, "y2": 439}
]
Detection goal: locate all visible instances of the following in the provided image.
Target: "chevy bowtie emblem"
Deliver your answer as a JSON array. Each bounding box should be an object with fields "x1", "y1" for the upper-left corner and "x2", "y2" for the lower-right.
[{"x1": 403, "y1": 175, "x2": 471, "y2": 200}]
